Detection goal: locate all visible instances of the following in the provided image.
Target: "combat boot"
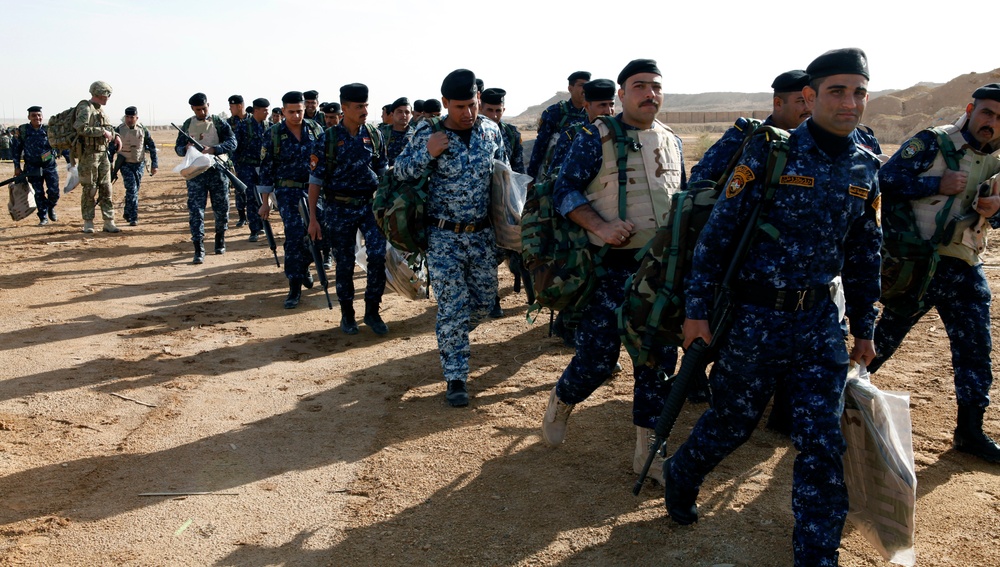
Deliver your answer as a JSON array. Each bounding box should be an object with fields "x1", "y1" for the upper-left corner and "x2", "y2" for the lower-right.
[
  {"x1": 322, "y1": 249, "x2": 333, "y2": 270},
  {"x1": 340, "y1": 301, "x2": 359, "y2": 335},
  {"x1": 954, "y1": 405, "x2": 1000, "y2": 463},
  {"x1": 236, "y1": 209, "x2": 247, "y2": 228},
  {"x1": 82, "y1": 220, "x2": 95, "y2": 233},
  {"x1": 103, "y1": 220, "x2": 120, "y2": 233},
  {"x1": 248, "y1": 230, "x2": 261, "y2": 242},
  {"x1": 303, "y1": 271, "x2": 314, "y2": 289},
  {"x1": 364, "y1": 299, "x2": 389, "y2": 335},
  {"x1": 192, "y1": 240, "x2": 206, "y2": 264},
  {"x1": 664, "y1": 457, "x2": 699, "y2": 525},
  {"x1": 48, "y1": 209, "x2": 57, "y2": 222},
  {"x1": 541, "y1": 386, "x2": 575, "y2": 446},
  {"x1": 634, "y1": 426, "x2": 665, "y2": 483},
  {"x1": 284, "y1": 278, "x2": 302, "y2": 309},
  {"x1": 489, "y1": 295, "x2": 504, "y2": 318},
  {"x1": 214, "y1": 232, "x2": 226, "y2": 254}
]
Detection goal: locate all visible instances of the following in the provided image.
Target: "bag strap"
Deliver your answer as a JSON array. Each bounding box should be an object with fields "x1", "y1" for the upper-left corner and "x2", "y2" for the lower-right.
[{"x1": 928, "y1": 127, "x2": 962, "y2": 245}]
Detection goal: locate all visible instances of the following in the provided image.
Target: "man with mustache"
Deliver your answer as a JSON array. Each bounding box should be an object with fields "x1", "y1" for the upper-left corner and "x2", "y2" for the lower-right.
[
  {"x1": 664, "y1": 48, "x2": 881, "y2": 567},
  {"x1": 539, "y1": 60, "x2": 684, "y2": 483},
  {"x1": 869, "y1": 84, "x2": 1000, "y2": 463}
]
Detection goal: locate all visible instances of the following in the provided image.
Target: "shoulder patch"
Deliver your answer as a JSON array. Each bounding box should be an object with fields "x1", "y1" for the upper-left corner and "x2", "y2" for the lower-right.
[
  {"x1": 848, "y1": 185, "x2": 869, "y2": 199},
  {"x1": 872, "y1": 193, "x2": 881, "y2": 227},
  {"x1": 726, "y1": 164, "x2": 754, "y2": 198},
  {"x1": 900, "y1": 138, "x2": 924, "y2": 159},
  {"x1": 780, "y1": 175, "x2": 815, "y2": 188}
]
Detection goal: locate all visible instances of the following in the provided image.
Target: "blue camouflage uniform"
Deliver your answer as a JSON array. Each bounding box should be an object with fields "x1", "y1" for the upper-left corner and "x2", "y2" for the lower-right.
[
  {"x1": 869, "y1": 127, "x2": 999, "y2": 409},
  {"x1": 115, "y1": 123, "x2": 158, "y2": 224},
  {"x1": 394, "y1": 116, "x2": 505, "y2": 383},
  {"x1": 227, "y1": 115, "x2": 250, "y2": 219},
  {"x1": 12, "y1": 123, "x2": 65, "y2": 221},
  {"x1": 498, "y1": 121, "x2": 525, "y2": 174},
  {"x1": 233, "y1": 115, "x2": 267, "y2": 235},
  {"x1": 309, "y1": 123, "x2": 388, "y2": 305},
  {"x1": 381, "y1": 123, "x2": 414, "y2": 166},
  {"x1": 552, "y1": 115, "x2": 684, "y2": 427},
  {"x1": 526, "y1": 100, "x2": 587, "y2": 178},
  {"x1": 174, "y1": 116, "x2": 236, "y2": 241},
  {"x1": 667, "y1": 119, "x2": 882, "y2": 566},
  {"x1": 258, "y1": 119, "x2": 324, "y2": 281}
]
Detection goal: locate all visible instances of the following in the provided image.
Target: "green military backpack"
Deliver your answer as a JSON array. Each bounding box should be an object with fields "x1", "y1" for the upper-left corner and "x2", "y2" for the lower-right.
[
  {"x1": 373, "y1": 117, "x2": 442, "y2": 254},
  {"x1": 617, "y1": 125, "x2": 789, "y2": 368},
  {"x1": 46, "y1": 101, "x2": 86, "y2": 152},
  {"x1": 880, "y1": 127, "x2": 964, "y2": 315},
  {"x1": 521, "y1": 115, "x2": 632, "y2": 321}
]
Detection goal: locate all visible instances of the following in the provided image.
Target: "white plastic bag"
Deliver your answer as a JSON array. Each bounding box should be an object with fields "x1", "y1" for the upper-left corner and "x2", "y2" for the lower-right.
[
  {"x1": 355, "y1": 231, "x2": 428, "y2": 300},
  {"x1": 842, "y1": 363, "x2": 917, "y2": 566},
  {"x1": 62, "y1": 163, "x2": 80, "y2": 193},
  {"x1": 490, "y1": 159, "x2": 531, "y2": 251},
  {"x1": 173, "y1": 146, "x2": 212, "y2": 180}
]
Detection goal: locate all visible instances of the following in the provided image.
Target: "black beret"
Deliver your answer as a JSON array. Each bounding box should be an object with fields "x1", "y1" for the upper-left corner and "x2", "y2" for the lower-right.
[
  {"x1": 124, "y1": 106, "x2": 137, "y2": 116},
  {"x1": 303, "y1": 90, "x2": 319, "y2": 100},
  {"x1": 252, "y1": 97, "x2": 270, "y2": 108},
  {"x1": 188, "y1": 92, "x2": 208, "y2": 106},
  {"x1": 281, "y1": 91, "x2": 305, "y2": 105},
  {"x1": 423, "y1": 99, "x2": 442, "y2": 113},
  {"x1": 413, "y1": 99, "x2": 425, "y2": 112},
  {"x1": 326, "y1": 102, "x2": 342, "y2": 114},
  {"x1": 567, "y1": 71, "x2": 591, "y2": 84},
  {"x1": 340, "y1": 83, "x2": 368, "y2": 103},
  {"x1": 617, "y1": 59, "x2": 661, "y2": 86},
  {"x1": 271, "y1": 107, "x2": 281, "y2": 113},
  {"x1": 441, "y1": 69, "x2": 477, "y2": 100},
  {"x1": 390, "y1": 97, "x2": 410, "y2": 112},
  {"x1": 26, "y1": 106, "x2": 42, "y2": 113},
  {"x1": 475, "y1": 78, "x2": 485, "y2": 93},
  {"x1": 771, "y1": 70, "x2": 811, "y2": 93},
  {"x1": 582, "y1": 79, "x2": 616, "y2": 102},
  {"x1": 481, "y1": 88, "x2": 506, "y2": 105},
  {"x1": 228, "y1": 94, "x2": 244, "y2": 105},
  {"x1": 973, "y1": 83, "x2": 1000, "y2": 102},
  {"x1": 806, "y1": 48, "x2": 869, "y2": 80}
]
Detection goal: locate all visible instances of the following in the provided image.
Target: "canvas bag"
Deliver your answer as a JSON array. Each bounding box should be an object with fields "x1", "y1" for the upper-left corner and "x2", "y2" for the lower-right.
[{"x1": 8, "y1": 180, "x2": 37, "y2": 221}]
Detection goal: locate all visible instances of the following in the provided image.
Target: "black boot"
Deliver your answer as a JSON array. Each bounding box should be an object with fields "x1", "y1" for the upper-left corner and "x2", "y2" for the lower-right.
[
  {"x1": 236, "y1": 209, "x2": 247, "y2": 228},
  {"x1": 192, "y1": 240, "x2": 205, "y2": 264},
  {"x1": 303, "y1": 271, "x2": 314, "y2": 289},
  {"x1": 322, "y1": 249, "x2": 333, "y2": 270},
  {"x1": 364, "y1": 299, "x2": 389, "y2": 335},
  {"x1": 214, "y1": 232, "x2": 226, "y2": 254},
  {"x1": 954, "y1": 405, "x2": 1000, "y2": 463},
  {"x1": 284, "y1": 278, "x2": 302, "y2": 309},
  {"x1": 340, "y1": 301, "x2": 359, "y2": 335},
  {"x1": 489, "y1": 295, "x2": 504, "y2": 318},
  {"x1": 663, "y1": 457, "x2": 698, "y2": 525}
]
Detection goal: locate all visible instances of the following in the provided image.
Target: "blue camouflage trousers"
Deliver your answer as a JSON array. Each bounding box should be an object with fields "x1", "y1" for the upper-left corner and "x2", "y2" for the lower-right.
[
  {"x1": 27, "y1": 166, "x2": 60, "y2": 220},
  {"x1": 555, "y1": 263, "x2": 677, "y2": 427},
  {"x1": 186, "y1": 169, "x2": 229, "y2": 241},
  {"x1": 667, "y1": 299, "x2": 848, "y2": 567},
  {"x1": 121, "y1": 161, "x2": 144, "y2": 223},
  {"x1": 235, "y1": 164, "x2": 263, "y2": 233},
  {"x1": 871, "y1": 256, "x2": 993, "y2": 409},
  {"x1": 273, "y1": 187, "x2": 310, "y2": 281},
  {"x1": 427, "y1": 227, "x2": 498, "y2": 382},
  {"x1": 324, "y1": 198, "x2": 386, "y2": 303}
]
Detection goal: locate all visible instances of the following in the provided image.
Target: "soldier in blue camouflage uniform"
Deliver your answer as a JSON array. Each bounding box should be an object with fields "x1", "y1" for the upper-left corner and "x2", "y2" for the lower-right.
[
  {"x1": 869, "y1": 84, "x2": 1000, "y2": 463},
  {"x1": 421, "y1": 99, "x2": 442, "y2": 120},
  {"x1": 115, "y1": 106, "x2": 158, "y2": 226},
  {"x1": 664, "y1": 49, "x2": 881, "y2": 567},
  {"x1": 540, "y1": 62, "x2": 683, "y2": 483},
  {"x1": 379, "y1": 97, "x2": 414, "y2": 166},
  {"x1": 259, "y1": 91, "x2": 325, "y2": 308},
  {"x1": 480, "y1": 88, "x2": 524, "y2": 174},
  {"x1": 227, "y1": 95, "x2": 250, "y2": 228},
  {"x1": 304, "y1": 90, "x2": 321, "y2": 122},
  {"x1": 307, "y1": 83, "x2": 389, "y2": 335},
  {"x1": 174, "y1": 93, "x2": 236, "y2": 263},
  {"x1": 526, "y1": 71, "x2": 590, "y2": 179},
  {"x1": 394, "y1": 69, "x2": 506, "y2": 407},
  {"x1": 322, "y1": 102, "x2": 342, "y2": 129},
  {"x1": 12, "y1": 106, "x2": 66, "y2": 226},
  {"x1": 232, "y1": 97, "x2": 270, "y2": 242}
]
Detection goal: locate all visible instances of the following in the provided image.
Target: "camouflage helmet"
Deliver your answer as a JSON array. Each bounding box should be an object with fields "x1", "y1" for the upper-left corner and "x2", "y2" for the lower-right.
[{"x1": 89, "y1": 81, "x2": 113, "y2": 97}]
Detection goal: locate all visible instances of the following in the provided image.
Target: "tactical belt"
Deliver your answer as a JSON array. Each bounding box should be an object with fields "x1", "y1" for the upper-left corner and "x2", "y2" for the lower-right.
[
  {"x1": 276, "y1": 179, "x2": 307, "y2": 189},
  {"x1": 428, "y1": 216, "x2": 491, "y2": 234},
  {"x1": 734, "y1": 282, "x2": 828, "y2": 312},
  {"x1": 329, "y1": 193, "x2": 372, "y2": 207}
]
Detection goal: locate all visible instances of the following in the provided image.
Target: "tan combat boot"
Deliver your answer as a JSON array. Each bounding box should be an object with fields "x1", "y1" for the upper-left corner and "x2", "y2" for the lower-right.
[
  {"x1": 82, "y1": 220, "x2": 95, "y2": 233},
  {"x1": 541, "y1": 386, "x2": 575, "y2": 446},
  {"x1": 634, "y1": 426, "x2": 664, "y2": 483},
  {"x1": 103, "y1": 220, "x2": 120, "y2": 233}
]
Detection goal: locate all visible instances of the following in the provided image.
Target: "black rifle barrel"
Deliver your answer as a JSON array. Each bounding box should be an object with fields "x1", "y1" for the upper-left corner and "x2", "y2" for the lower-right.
[
  {"x1": 298, "y1": 196, "x2": 333, "y2": 310},
  {"x1": 170, "y1": 123, "x2": 247, "y2": 193}
]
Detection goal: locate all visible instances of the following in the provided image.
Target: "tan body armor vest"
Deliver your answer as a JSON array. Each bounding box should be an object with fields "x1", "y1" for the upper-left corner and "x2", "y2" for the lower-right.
[
  {"x1": 913, "y1": 123, "x2": 1000, "y2": 265},
  {"x1": 584, "y1": 119, "x2": 682, "y2": 248},
  {"x1": 187, "y1": 117, "x2": 220, "y2": 149},
  {"x1": 117, "y1": 123, "x2": 145, "y2": 163}
]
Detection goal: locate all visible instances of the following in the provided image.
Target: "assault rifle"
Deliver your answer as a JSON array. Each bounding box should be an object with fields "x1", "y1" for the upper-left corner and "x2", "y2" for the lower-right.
[
  {"x1": 252, "y1": 188, "x2": 281, "y2": 267},
  {"x1": 110, "y1": 153, "x2": 126, "y2": 183},
  {"x1": 298, "y1": 196, "x2": 333, "y2": 309}
]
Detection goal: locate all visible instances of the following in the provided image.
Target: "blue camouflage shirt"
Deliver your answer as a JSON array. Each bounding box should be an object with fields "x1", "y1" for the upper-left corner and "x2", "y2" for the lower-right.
[
  {"x1": 553, "y1": 114, "x2": 687, "y2": 218},
  {"x1": 526, "y1": 100, "x2": 588, "y2": 178},
  {"x1": 394, "y1": 116, "x2": 505, "y2": 223},
  {"x1": 230, "y1": 115, "x2": 267, "y2": 167},
  {"x1": 382, "y1": 124, "x2": 414, "y2": 166},
  {"x1": 258, "y1": 119, "x2": 324, "y2": 193},
  {"x1": 309, "y1": 123, "x2": 387, "y2": 197},
  {"x1": 499, "y1": 121, "x2": 525, "y2": 174},
  {"x1": 690, "y1": 116, "x2": 773, "y2": 187},
  {"x1": 685, "y1": 119, "x2": 883, "y2": 338},
  {"x1": 12, "y1": 124, "x2": 66, "y2": 172}
]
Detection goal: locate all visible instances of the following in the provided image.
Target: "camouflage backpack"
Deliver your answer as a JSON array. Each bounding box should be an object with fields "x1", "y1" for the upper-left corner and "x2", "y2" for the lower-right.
[
  {"x1": 521, "y1": 115, "x2": 633, "y2": 320},
  {"x1": 373, "y1": 117, "x2": 442, "y2": 254},
  {"x1": 46, "y1": 101, "x2": 86, "y2": 151},
  {"x1": 617, "y1": 125, "x2": 789, "y2": 367}
]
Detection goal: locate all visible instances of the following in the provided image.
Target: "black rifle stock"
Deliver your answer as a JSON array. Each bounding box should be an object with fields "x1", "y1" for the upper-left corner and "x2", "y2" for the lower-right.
[
  {"x1": 298, "y1": 196, "x2": 333, "y2": 309},
  {"x1": 0, "y1": 174, "x2": 27, "y2": 187}
]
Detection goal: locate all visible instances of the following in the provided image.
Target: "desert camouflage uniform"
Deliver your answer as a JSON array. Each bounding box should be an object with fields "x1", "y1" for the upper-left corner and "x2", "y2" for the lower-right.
[
  {"x1": 668, "y1": 120, "x2": 882, "y2": 567},
  {"x1": 233, "y1": 115, "x2": 267, "y2": 235},
  {"x1": 74, "y1": 100, "x2": 116, "y2": 222},
  {"x1": 12, "y1": 123, "x2": 63, "y2": 221},
  {"x1": 115, "y1": 122, "x2": 158, "y2": 224},
  {"x1": 394, "y1": 116, "x2": 505, "y2": 383},
  {"x1": 526, "y1": 100, "x2": 587, "y2": 178},
  {"x1": 258, "y1": 119, "x2": 323, "y2": 281},
  {"x1": 309, "y1": 123, "x2": 388, "y2": 304},
  {"x1": 173, "y1": 115, "x2": 235, "y2": 241}
]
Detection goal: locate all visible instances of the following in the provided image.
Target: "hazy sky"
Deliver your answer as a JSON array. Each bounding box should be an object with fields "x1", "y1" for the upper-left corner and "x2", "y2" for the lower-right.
[{"x1": 1, "y1": 0, "x2": 994, "y2": 126}]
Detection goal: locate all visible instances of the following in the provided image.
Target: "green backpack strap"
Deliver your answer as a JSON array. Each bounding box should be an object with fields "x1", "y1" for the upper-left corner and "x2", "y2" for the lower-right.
[
  {"x1": 324, "y1": 123, "x2": 340, "y2": 173},
  {"x1": 754, "y1": 126, "x2": 791, "y2": 242},
  {"x1": 928, "y1": 127, "x2": 962, "y2": 245}
]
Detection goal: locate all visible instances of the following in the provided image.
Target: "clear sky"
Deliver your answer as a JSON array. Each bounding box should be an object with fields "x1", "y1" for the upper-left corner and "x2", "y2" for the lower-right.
[{"x1": 1, "y1": 0, "x2": 995, "y2": 126}]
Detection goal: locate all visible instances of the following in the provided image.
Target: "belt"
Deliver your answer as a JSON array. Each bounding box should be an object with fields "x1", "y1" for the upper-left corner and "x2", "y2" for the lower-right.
[
  {"x1": 734, "y1": 282, "x2": 828, "y2": 312},
  {"x1": 428, "y1": 216, "x2": 491, "y2": 234},
  {"x1": 276, "y1": 179, "x2": 307, "y2": 189},
  {"x1": 329, "y1": 193, "x2": 372, "y2": 207}
]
